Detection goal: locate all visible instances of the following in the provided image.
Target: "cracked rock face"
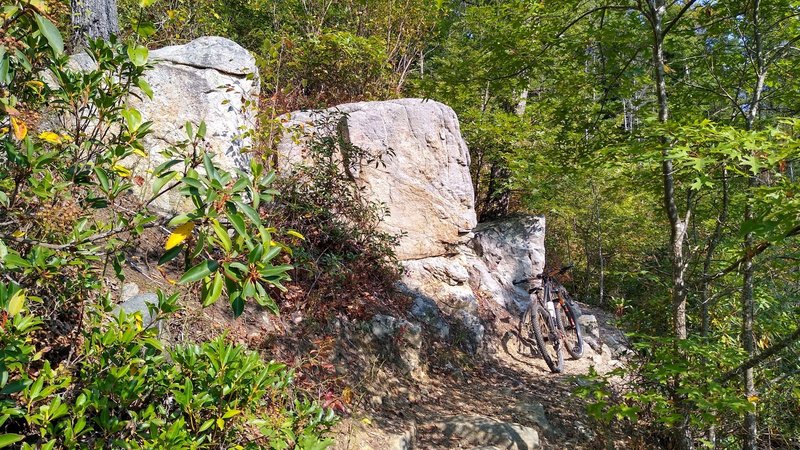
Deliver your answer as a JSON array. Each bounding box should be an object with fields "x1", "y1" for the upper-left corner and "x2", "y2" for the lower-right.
[
  {"x1": 130, "y1": 36, "x2": 259, "y2": 211},
  {"x1": 277, "y1": 99, "x2": 477, "y2": 261}
]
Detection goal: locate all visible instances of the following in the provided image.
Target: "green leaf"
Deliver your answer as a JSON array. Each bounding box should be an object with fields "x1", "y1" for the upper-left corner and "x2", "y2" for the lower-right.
[
  {"x1": 134, "y1": 21, "x2": 156, "y2": 38},
  {"x1": 0, "y1": 434, "x2": 25, "y2": 448},
  {"x1": 3, "y1": 253, "x2": 30, "y2": 268},
  {"x1": 226, "y1": 212, "x2": 247, "y2": 237},
  {"x1": 198, "y1": 419, "x2": 215, "y2": 432},
  {"x1": 158, "y1": 245, "x2": 182, "y2": 265},
  {"x1": 35, "y1": 14, "x2": 63, "y2": 54},
  {"x1": 127, "y1": 45, "x2": 149, "y2": 67},
  {"x1": 137, "y1": 78, "x2": 154, "y2": 99},
  {"x1": 0, "y1": 55, "x2": 9, "y2": 85},
  {"x1": 6, "y1": 290, "x2": 24, "y2": 317},
  {"x1": 121, "y1": 108, "x2": 143, "y2": 132},
  {"x1": 231, "y1": 295, "x2": 244, "y2": 317},
  {"x1": 152, "y1": 171, "x2": 176, "y2": 195},
  {"x1": 210, "y1": 219, "x2": 232, "y2": 252},
  {"x1": 179, "y1": 260, "x2": 219, "y2": 284},
  {"x1": 94, "y1": 167, "x2": 110, "y2": 191},
  {"x1": 202, "y1": 272, "x2": 225, "y2": 307},
  {"x1": 235, "y1": 201, "x2": 262, "y2": 225}
]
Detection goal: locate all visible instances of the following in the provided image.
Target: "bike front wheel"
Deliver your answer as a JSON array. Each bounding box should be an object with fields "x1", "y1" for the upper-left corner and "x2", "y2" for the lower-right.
[
  {"x1": 523, "y1": 302, "x2": 564, "y2": 373},
  {"x1": 555, "y1": 297, "x2": 584, "y2": 359}
]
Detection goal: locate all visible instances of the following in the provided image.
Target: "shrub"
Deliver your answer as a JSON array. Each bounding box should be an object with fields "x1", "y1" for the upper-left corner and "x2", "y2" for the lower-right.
[
  {"x1": 1, "y1": 2, "x2": 332, "y2": 447},
  {"x1": 267, "y1": 112, "x2": 401, "y2": 317},
  {"x1": 0, "y1": 290, "x2": 335, "y2": 448}
]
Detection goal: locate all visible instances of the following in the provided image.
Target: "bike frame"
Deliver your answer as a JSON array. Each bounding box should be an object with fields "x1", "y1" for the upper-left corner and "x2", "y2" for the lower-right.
[{"x1": 531, "y1": 275, "x2": 562, "y2": 347}]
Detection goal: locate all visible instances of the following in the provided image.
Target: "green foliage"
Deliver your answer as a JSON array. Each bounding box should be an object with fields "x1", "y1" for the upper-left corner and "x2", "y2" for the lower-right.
[
  {"x1": 0, "y1": 292, "x2": 335, "y2": 448},
  {"x1": 268, "y1": 113, "x2": 400, "y2": 316},
  {"x1": 1, "y1": 3, "x2": 333, "y2": 448}
]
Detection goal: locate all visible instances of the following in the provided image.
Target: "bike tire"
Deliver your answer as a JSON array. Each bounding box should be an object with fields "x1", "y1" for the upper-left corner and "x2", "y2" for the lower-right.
[
  {"x1": 555, "y1": 296, "x2": 584, "y2": 359},
  {"x1": 526, "y1": 302, "x2": 564, "y2": 373}
]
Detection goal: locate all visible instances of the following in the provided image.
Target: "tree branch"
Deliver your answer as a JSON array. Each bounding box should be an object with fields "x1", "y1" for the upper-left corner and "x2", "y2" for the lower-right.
[
  {"x1": 717, "y1": 324, "x2": 800, "y2": 384},
  {"x1": 707, "y1": 223, "x2": 800, "y2": 282},
  {"x1": 662, "y1": 0, "x2": 699, "y2": 36}
]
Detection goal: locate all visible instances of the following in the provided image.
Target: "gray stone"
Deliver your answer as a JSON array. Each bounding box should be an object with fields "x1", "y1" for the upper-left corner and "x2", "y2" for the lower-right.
[
  {"x1": 120, "y1": 282, "x2": 140, "y2": 302},
  {"x1": 435, "y1": 415, "x2": 540, "y2": 450},
  {"x1": 278, "y1": 99, "x2": 476, "y2": 260},
  {"x1": 456, "y1": 310, "x2": 485, "y2": 355},
  {"x1": 410, "y1": 296, "x2": 450, "y2": 339},
  {"x1": 149, "y1": 36, "x2": 258, "y2": 76},
  {"x1": 370, "y1": 315, "x2": 423, "y2": 374},
  {"x1": 578, "y1": 314, "x2": 600, "y2": 341},
  {"x1": 468, "y1": 215, "x2": 546, "y2": 312},
  {"x1": 399, "y1": 256, "x2": 478, "y2": 316},
  {"x1": 506, "y1": 399, "x2": 554, "y2": 437},
  {"x1": 114, "y1": 293, "x2": 160, "y2": 329},
  {"x1": 50, "y1": 37, "x2": 260, "y2": 213}
]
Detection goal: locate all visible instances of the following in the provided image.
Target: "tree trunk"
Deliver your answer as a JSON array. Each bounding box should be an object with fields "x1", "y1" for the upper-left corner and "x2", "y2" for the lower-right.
[
  {"x1": 741, "y1": 2, "x2": 764, "y2": 446},
  {"x1": 741, "y1": 193, "x2": 758, "y2": 450},
  {"x1": 592, "y1": 183, "x2": 604, "y2": 305},
  {"x1": 71, "y1": 0, "x2": 119, "y2": 48},
  {"x1": 701, "y1": 168, "x2": 729, "y2": 337},
  {"x1": 649, "y1": 1, "x2": 693, "y2": 448}
]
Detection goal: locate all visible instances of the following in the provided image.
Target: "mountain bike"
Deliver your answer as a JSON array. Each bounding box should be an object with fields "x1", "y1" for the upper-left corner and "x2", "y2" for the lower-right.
[{"x1": 515, "y1": 265, "x2": 584, "y2": 373}]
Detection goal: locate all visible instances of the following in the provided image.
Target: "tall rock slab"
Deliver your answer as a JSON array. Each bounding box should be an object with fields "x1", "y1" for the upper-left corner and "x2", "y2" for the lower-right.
[
  {"x1": 277, "y1": 99, "x2": 476, "y2": 260},
  {"x1": 278, "y1": 99, "x2": 547, "y2": 353}
]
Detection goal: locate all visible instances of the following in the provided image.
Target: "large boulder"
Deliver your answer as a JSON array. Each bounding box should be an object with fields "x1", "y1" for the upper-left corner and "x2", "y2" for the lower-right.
[
  {"x1": 56, "y1": 37, "x2": 259, "y2": 212},
  {"x1": 131, "y1": 36, "x2": 259, "y2": 211},
  {"x1": 277, "y1": 99, "x2": 547, "y2": 352},
  {"x1": 277, "y1": 99, "x2": 477, "y2": 260}
]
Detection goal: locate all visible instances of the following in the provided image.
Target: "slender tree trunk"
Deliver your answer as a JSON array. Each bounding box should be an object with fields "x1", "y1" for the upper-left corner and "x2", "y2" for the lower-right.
[
  {"x1": 71, "y1": 0, "x2": 119, "y2": 48},
  {"x1": 741, "y1": 190, "x2": 758, "y2": 450},
  {"x1": 741, "y1": 2, "x2": 764, "y2": 446},
  {"x1": 648, "y1": 1, "x2": 692, "y2": 448},
  {"x1": 701, "y1": 168, "x2": 729, "y2": 337},
  {"x1": 591, "y1": 183, "x2": 605, "y2": 305}
]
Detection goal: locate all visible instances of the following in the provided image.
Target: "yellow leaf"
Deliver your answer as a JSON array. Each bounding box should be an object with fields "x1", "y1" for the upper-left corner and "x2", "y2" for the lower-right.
[
  {"x1": 60, "y1": 133, "x2": 73, "y2": 142},
  {"x1": 165, "y1": 222, "x2": 194, "y2": 250},
  {"x1": 286, "y1": 230, "x2": 306, "y2": 240},
  {"x1": 132, "y1": 148, "x2": 148, "y2": 157},
  {"x1": 10, "y1": 117, "x2": 27, "y2": 141},
  {"x1": 747, "y1": 395, "x2": 759, "y2": 403},
  {"x1": 38, "y1": 131, "x2": 61, "y2": 144},
  {"x1": 7, "y1": 289, "x2": 25, "y2": 317},
  {"x1": 0, "y1": 127, "x2": 8, "y2": 138},
  {"x1": 216, "y1": 417, "x2": 225, "y2": 430},
  {"x1": 11, "y1": 230, "x2": 24, "y2": 238},
  {"x1": 29, "y1": 0, "x2": 48, "y2": 12},
  {"x1": 112, "y1": 164, "x2": 132, "y2": 177},
  {"x1": 360, "y1": 417, "x2": 372, "y2": 426},
  {"x1": 25, "y1": 80, "x2": 45, "y2": 91}
]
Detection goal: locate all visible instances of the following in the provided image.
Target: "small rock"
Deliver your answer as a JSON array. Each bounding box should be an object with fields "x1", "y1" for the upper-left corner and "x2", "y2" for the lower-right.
[
  {"x1": 369, "y1": 395, "x2": 383, "y2": 408},
  {"x1": 583, "y1": 336, "x2": 603, "y2": 354},
  {"x1": 573, "y1": 420, "x2": 596, "y2": 441},
  {"x1": 410, "y1": 296, "x2": 450, "y2": 339},
  {"x1": 120, "y1": 282, "x2": 140, "y2": 302},
  {"x1": 506, "y1": 399, "x2": 554, "y2": 437},
  {"x1": 370, "y1": 315, "x2": 424, "y2": 374},
  {"x1": 114, "y1": 293, "x2": 160, "y2": 330},
  {"x1": 435, "y1": 415, "x2": 540, "y2": 450},
  {"x1": 455, "y1": 311, "x2": 484, "y2": 354}
]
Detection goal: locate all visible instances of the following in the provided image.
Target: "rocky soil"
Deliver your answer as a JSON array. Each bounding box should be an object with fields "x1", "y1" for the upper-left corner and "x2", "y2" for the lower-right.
[{"x1": 327, "y1": 302, "x2": 642, "y2": 450}]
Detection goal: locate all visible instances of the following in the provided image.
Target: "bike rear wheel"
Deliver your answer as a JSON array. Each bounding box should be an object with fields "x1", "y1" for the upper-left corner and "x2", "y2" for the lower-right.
[
  {"x1": 523, "y1": 302, "x2": 564, "y2": 373},
  {"x1": 555, "y1": 296, "x2": 584, "y2": 359}
]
